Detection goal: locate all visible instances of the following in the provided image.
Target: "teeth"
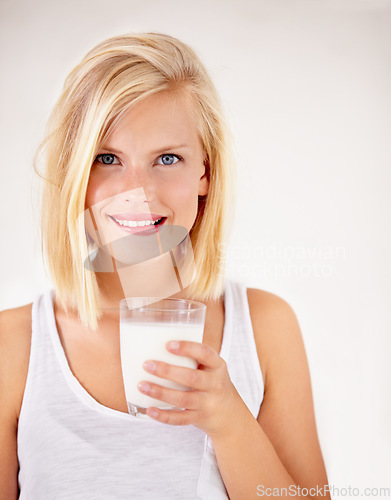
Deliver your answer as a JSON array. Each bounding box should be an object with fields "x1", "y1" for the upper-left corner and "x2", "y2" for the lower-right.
[{"x1": 112, "y1": 217, "x2": 163, "y2": 227}]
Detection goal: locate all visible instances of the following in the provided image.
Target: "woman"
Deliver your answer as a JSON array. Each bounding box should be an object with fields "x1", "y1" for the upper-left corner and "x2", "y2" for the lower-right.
[{"x1": 0, "y1": 32, "x2": 330, "y2": 499}]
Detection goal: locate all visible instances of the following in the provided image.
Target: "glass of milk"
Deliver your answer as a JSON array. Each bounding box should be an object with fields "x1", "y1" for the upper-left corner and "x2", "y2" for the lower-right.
[{"x1": 119, "y1": 297, "x2": 206, "y2": 418}]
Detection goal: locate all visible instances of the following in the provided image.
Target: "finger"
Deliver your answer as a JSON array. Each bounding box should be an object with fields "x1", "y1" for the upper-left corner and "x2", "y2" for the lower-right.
[
  {"x1": 137, "y1": 380, "x2": 201, "y2": 410},
  {"x1": 146, "y1": 407, "x2": 196, "y2": 426},
  {"x1": 143, "y1": 360, "x2": 209, "y2": 391},
  {"x1": 166, "y1": 340, "x2": 222, "y2": 369}
]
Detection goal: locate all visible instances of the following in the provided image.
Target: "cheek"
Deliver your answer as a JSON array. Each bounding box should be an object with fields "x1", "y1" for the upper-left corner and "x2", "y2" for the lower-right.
[
  {"x1": 85, "y1": 174, "x2": 112, "y2": 210},
  {"x1": 163, "y1": 177, "x2": 199, "y2": 211},
  {"x1": 85, "y1": 177, "x2": 99, "y2": 210}
]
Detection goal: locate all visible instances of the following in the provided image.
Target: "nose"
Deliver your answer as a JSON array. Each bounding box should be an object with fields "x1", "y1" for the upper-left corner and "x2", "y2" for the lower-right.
[{"x1": 120, "y1": 168, "x2": 157, "y2": 205}]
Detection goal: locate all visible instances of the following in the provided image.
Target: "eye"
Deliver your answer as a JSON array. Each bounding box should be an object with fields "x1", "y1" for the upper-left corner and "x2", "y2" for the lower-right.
[
  {"x1": 156, "y1": 154, "x2": 182, "y2": 166},
  {"x1": 95, "y1": 154, "x2": 120, "y2": 165}
]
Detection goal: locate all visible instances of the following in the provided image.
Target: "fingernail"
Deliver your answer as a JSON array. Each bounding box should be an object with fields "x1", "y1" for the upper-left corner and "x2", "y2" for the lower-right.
[
  {"x1": 138, "y1": 381, "x2": 151, "y2": 392},
  {"x1": 168, "y1": 341, "x2": 180, "y2": 351},
  {"x1": 143, "y1": 360, "x2": 156, "y2": 372}
]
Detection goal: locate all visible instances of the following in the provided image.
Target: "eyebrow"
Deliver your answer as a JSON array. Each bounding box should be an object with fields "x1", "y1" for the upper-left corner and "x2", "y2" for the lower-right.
[{"x1": 99, "y1": 144, "x2": 190, "y2": 156}]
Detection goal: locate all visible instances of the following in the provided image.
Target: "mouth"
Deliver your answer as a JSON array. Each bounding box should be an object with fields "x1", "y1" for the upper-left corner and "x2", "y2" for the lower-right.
[{"x1": 108, "y1": 213, "x2": 167, "y2": 235}]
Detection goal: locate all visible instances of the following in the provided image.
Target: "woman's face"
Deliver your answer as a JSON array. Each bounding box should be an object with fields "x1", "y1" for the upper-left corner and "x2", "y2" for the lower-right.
[{"x1": 84, "y1": 90, "x2": 209, "y2": 250}]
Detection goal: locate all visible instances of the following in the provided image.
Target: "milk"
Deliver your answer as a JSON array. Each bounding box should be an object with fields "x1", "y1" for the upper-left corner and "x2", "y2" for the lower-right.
[{"x1": 119, "y1": 320, "x2": 204, "y2": 409}]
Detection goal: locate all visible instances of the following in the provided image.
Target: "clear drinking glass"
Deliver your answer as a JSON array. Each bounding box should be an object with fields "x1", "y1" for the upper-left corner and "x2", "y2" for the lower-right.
[{"x1": 119, "y1": 297, "x2": 206, "y2": 419}]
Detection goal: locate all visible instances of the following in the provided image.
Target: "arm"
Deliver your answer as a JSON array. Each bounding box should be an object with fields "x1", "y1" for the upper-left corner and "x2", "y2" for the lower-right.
[
  {"x1": 209, "y1": 289, "x2": 330, "y2": 499},
  {"x1": 0, "y1": 308, "x2": 31, "y2": 500}
]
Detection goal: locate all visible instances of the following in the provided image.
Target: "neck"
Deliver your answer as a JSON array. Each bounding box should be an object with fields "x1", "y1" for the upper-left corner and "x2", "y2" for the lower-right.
[
  {"x1": 92, "y1": 238, "x2": 198, "y2": 312},
  {"x1": 96, "y1": 270, "x2": 194, "y2": 315}
]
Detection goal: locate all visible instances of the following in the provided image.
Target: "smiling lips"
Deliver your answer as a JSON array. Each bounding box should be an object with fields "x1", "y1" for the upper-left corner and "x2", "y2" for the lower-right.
[
  {"x1": 108, "y1": 213, "x2": 167, "y2": 234},
  {"x1": 111, "y1": 213, "x2": 163, "y2": 222}
]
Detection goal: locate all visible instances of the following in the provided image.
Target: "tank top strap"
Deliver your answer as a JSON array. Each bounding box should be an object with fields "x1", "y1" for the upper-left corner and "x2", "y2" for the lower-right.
[
  {"x1": 18, "y1": 289, "x2": 58, "y2": 424},
  {"x1": 219, "y1": 278, "x2": 264, "y2": 419},
  {"x1": 218, "y1": 278, "x2": 234, "y2": 363}
]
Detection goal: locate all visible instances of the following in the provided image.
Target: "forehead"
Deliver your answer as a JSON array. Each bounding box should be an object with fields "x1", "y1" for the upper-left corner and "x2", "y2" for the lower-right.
[{"x1": 106, "y1": 90, "x2": 201, "y2": 151}]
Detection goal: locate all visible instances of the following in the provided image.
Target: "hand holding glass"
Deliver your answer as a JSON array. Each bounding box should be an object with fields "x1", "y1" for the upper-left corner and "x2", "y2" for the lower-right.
[{"x1": 119, "y1": 297, "x2": 206, "y2": 418}]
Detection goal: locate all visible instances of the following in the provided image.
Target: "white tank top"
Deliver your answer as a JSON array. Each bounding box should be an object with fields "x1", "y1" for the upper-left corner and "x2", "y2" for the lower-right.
[{"x1": 17, "y1": 279, "x2": 264, "y2": 499}]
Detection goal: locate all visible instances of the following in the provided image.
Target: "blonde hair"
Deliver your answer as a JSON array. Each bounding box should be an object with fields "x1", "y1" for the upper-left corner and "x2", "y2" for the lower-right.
[{"x1": 34, "y1": 32, "x2": 235, "y2": 330}]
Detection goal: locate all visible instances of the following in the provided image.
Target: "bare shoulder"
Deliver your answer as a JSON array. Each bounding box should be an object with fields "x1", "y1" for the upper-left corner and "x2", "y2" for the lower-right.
[
  {"x1": 246, "y1": 287, "x2": 298, "y2": 321},
  {"x1": 0, "y1": 303, "x2": 33, "y2": 423},
  {"x1": 0, "y1": 304, "x2": 32, "y2": 499},
  {"x1": 246, "y1": 288, "x2": 305, "y2": 389}
]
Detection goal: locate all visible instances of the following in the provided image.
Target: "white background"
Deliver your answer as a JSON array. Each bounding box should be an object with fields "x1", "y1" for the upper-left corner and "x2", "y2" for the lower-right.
[{"x1": 1, "y1": 0, "x2": 390, "y2": 493}]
